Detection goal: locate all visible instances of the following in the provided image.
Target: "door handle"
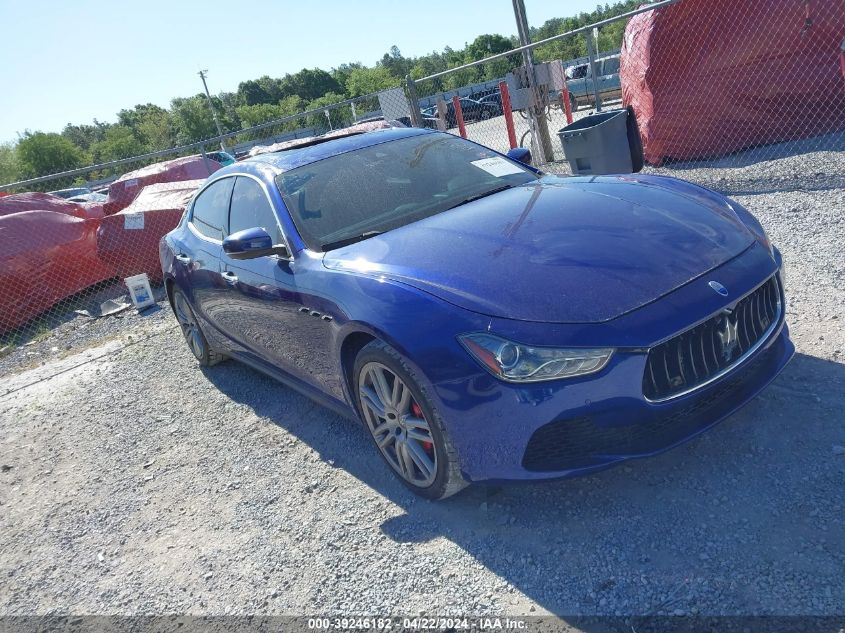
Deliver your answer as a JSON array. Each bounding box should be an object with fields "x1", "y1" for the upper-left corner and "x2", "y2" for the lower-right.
[
  {"x1": 175, "y1": 253, "x2": 191, "y2": 264},
  {"x1": 222, "y1": 271, "x2": 238, "y2": 284}
]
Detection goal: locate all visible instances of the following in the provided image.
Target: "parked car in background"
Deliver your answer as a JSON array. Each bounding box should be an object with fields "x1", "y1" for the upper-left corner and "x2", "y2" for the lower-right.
[
  {"x1": 564, "y1": 53, "x2": 622, "y2": 110},
  {"x1": 161, "y1": 126, "x2": 792, "y2": 500},
  {"x1": 205, "y1": 151, "x2": 236, "y2": 166},
  {"x1": 477, "y1": 92, "x2": 503, "y2": 112},
  {"x1": 424, "y1": 97, "x2": 502, "y2": 128}
]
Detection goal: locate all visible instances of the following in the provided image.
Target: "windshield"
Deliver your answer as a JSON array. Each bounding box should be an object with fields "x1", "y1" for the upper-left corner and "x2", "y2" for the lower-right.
[{"x1": 275, "y1": 133, "x2": 538, "y2": 251}]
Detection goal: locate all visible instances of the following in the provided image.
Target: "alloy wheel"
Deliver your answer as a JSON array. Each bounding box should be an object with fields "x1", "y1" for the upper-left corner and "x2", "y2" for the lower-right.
[
  {"x1": 173, "y1": 293, "x2": 205, "y2": 361},
  {"x1": 358, "y1": 361, "x2": 438, "y2": 487}
]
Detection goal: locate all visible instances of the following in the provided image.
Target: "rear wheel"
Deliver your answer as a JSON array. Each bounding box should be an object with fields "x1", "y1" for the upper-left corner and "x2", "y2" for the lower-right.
[
  {"x1": 172, "y1": 288, "x2": 225, "y2": 367},
  {"x1": 354, "y1": 341, "x2": 466, "y2": 500}
]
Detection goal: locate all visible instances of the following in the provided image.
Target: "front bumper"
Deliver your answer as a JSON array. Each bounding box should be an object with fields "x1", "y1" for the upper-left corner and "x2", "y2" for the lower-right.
[
  {"x1": 437, "y1": 319, "x2": 792, "y2": 483},
  {"x1": 424, "y1": 245, "x2": 793, "y2": 483}
]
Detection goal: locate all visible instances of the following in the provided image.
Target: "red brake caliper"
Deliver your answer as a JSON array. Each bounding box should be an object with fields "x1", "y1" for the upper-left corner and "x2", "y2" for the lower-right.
[{"x1": 411, "y1": 402, "x2": 434, "y2": 453}]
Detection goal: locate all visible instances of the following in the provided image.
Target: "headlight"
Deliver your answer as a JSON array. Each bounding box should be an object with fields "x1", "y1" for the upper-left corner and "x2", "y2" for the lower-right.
[{"x1": 458, "y1": 333, "x2": 613, "y2": 383}]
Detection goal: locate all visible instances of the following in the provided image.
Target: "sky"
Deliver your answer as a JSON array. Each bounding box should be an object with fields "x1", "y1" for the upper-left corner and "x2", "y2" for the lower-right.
[{"x1": 0, "y1": 0, "x2": 602, "y2": 143}]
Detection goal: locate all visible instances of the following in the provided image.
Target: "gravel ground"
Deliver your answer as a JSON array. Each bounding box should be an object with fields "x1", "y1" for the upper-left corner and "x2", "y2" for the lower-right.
[{"x1": 0, "y1": 142, "x2": 843, "y2": 621}]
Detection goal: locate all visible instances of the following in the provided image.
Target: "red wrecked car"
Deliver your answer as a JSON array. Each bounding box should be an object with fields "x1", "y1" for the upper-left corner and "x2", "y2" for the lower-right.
[
  {"x1": 103, "y1": 155, "x2": 222, "y2": 216},
  {"x1": 0, "y1": 193, "x2": 114, "y2": 333},
  {"x1": 621, "y1": 0, "x2": 845, "y2": 164},
  {"x1": 0, "y1": 191, "x2": 91, "y2": 218},
  {"x1": 97, "y1": 180, "x2": 204, "y2": 282}
]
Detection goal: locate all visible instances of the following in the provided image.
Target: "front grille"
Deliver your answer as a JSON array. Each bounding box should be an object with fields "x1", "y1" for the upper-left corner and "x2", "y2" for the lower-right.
[
  {"x1": 642, "y1": 276, "x2": 780, "y2": 401},
  {"x1": 522, "y1": 345, "x2": 777, "y2": 472}
]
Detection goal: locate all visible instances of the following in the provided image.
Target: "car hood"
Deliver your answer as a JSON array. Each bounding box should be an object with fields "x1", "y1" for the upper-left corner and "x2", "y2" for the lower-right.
[{"x1": 322, "y1": 174, "x2": 755, "y2": 323}]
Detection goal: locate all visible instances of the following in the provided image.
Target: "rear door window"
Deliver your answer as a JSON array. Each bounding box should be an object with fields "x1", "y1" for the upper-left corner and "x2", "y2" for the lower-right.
[
  {"x1": 191, "y1": 177, "x2": 234, "y2": 240},
  {"x1": 602, "y1": 57, "x2": 620, "y2": 75}
]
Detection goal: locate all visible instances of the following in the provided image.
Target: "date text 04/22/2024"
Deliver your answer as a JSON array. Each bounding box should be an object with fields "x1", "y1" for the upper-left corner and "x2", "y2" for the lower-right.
[{"x1": 307, "y1": 617, "x2": 528, "y2": 630}]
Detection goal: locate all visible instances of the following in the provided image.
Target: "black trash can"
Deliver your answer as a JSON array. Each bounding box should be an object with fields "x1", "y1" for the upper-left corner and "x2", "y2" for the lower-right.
[{"x1": 558, "y1": 107, "x2": 643, "y2": 175}]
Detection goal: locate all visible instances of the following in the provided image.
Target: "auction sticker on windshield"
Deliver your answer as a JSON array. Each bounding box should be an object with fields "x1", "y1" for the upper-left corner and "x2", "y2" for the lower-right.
[{"x1": 470, "y1": 157, "x2": 524, "y2": 177}]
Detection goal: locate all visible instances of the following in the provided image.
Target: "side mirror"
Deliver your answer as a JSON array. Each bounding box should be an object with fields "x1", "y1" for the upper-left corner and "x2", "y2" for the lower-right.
[
  {"x1": 506, "y1": 147, "x2": 532, "y2": 166},
  {"x1": 223, "y1": 227, "x2": 290, "y2": 260}
]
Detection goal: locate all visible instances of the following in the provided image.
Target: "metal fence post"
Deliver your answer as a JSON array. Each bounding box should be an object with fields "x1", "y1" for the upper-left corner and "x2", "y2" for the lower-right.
[
  {"x1": 499, "y1": 81, "x2": 518, "y2": 149},
  {"x1": 199, "y1": 147, "x2": 213, "y2": 175},
  {"x1": 585, "y1": 31, "x2": 603, "y2": 112},
  {"x1": 451, "y1": 96, "x2": 467, "y2": 139},
  {"x1": 512, "y1": 0, "x2": 554, "y2": 164},
  {"x1": 435, "y1": 95, "x2": 448, "y2": 132},
  {"x1": 405, "y1": 75, "x2": 423, "y2": 128}
]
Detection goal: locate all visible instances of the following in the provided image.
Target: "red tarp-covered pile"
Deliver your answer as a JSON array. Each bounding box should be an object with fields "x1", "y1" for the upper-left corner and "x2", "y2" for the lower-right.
[
  {"x1": 103, "y1": 155, "x2": 221, "y2": 216},
  {"x1": 0, "y1": 202, "x2": 115, "y2": 333},
  {"x1": 97, "y1": 180, "x2": 204, "y2": 281},
  {"x1": 620, "y1": 0, "x2": 845, "y2": 164},
  {"x1": 0, "y1": 191, "x2": 90, "y2": 219}
]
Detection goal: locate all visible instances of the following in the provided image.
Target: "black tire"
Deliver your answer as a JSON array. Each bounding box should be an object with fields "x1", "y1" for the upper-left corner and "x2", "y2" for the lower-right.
[
  {"x1": 353, "y1": 340, "x2": 467, "y2": 500},
  {"x1": 171, "y1": 288, "x2": 225, "y2": 367},
  {"x1": 480, "y1": 109, "x2": 492, "y2": 120}
]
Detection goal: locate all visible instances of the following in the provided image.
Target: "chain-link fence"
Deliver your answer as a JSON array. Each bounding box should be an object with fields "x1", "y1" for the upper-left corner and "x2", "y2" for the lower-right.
[
  {"x1": 0, "y1": 87, "x2": 412, "y2": 363},
  {"x1": 410, "y1": 0, "x2": 845, "y2": 194},
  {"x1": 1, "y1": 0, "x2": 843, "y2": 363}
]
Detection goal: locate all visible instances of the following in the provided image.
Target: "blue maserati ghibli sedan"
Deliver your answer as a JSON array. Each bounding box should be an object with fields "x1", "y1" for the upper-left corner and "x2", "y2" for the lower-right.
[{"x1": 160, "y1": 126, "x2": 793, "y2": 499}]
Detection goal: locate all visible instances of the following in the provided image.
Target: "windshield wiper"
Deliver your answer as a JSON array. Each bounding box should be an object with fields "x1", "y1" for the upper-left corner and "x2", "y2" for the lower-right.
[
  {"x1": 321, "y1": 231, "x2": 382, "y2": 251},
  {"x1": 448, "y1": 184, "x2": 514, "y2": 210}
]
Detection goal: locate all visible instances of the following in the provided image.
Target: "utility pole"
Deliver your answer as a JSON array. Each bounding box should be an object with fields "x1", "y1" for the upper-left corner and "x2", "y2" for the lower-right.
[
  {"x1": 198, "y1": 69, "x2": 228, "y2": 153},
  {"x1": 512, "y1": 0, "x2": 554, "y2": 164}
]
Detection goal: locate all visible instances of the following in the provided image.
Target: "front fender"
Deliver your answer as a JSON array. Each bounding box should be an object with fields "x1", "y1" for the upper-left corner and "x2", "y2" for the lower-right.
[{"x1": 323, "y1": 269, "x2": 490, "y2": 409}]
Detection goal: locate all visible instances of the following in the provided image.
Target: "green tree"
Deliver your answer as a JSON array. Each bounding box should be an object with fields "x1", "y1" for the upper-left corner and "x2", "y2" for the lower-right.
[
  {"x1": 331, "y1": 62, "x2": 364, "y2": 95},
  {"x1": 116, "y1": 104, "x2": 175, "y2": 151},
  {"x1": 89, "y1": 125, "x2": 145, "y2": 163},
  {"x1": 0, "y1": 142, "x2": 20, "y2": 185},
  {"x1": 305, "y1": 92, "x2": 351, "y2": 132},
  {"x1": 171, "y1": 95, "x2": 237, "y2": 144},
  {"x1": 279, "y1": 68, "x2": 342, "y2": 101},
  {"x1": 237, "y1": 78, "x2": 272, "y2": 106},
  {"x1": 171, "y1": 96, "x2": 216, "y2": 143},
  {"x1": 16, "y1": 132, "x2": 84, "y2": 178},
  {"x1": 61, "y1": 121, "x2": 109, "y2": 151},
  {"x1": 236, "y1": 95, "x2": 307, "y2": 131},
  {"x1": 236, "y1": 102, "x2": 284, "y2": 129},
  {"x1": 378, "y1": 46, "x2": 412, "y2": 80},
  {"x1": 531, "y1": 1, "x2": 640, "y2": 62},
  {"x1": 345, "y1": 66, "x2": 398, "y2": 97}
]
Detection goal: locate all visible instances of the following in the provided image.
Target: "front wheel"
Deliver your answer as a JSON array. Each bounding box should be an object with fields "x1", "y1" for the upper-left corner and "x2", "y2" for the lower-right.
[{"x1": 354, "y1": 341, "x2": 467, "y2": 500}]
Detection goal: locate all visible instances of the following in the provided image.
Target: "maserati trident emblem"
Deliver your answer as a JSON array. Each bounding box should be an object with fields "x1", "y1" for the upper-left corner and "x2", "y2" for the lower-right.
[
  {"x1": 717, "y1": 316, "x2": 740, "y2": 362},
  {"x1": 709, "y1": 281, "x2": 729, "y2": 297}
]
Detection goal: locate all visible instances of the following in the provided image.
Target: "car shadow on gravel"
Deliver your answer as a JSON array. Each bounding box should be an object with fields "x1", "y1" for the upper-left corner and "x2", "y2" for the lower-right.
[{"x1": 203, "y1": 351, "x2": 844, "y2": 616}]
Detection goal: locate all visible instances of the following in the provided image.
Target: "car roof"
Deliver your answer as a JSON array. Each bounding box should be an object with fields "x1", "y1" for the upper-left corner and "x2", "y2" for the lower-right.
[{"x1": 218, "y1": 126, "x2": 434, "y2": 178}]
